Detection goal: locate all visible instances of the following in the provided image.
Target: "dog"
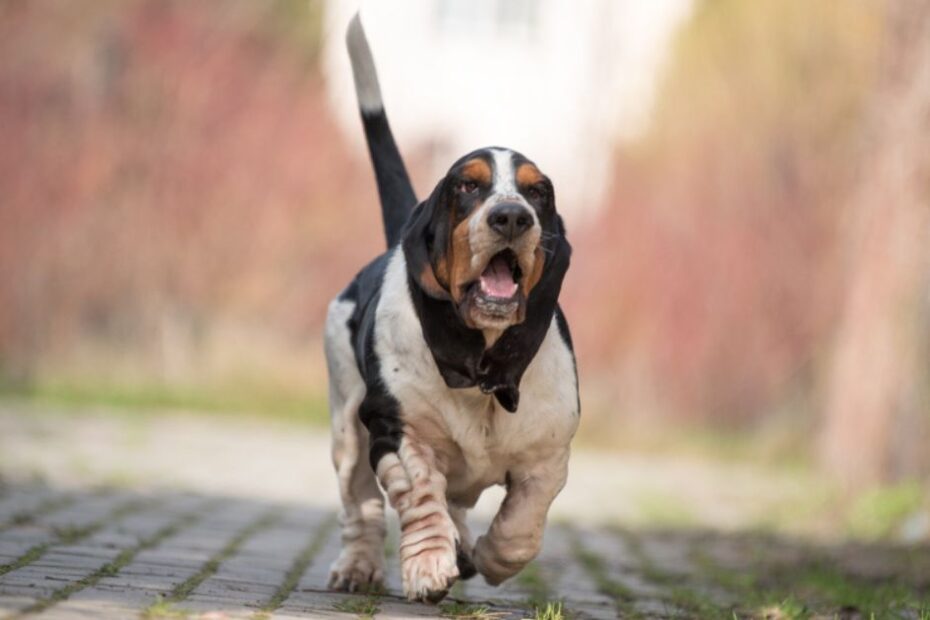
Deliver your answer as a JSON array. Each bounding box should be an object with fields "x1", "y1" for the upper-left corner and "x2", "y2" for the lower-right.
[{"x1": 324, "y1": 13, "x2": 578, "y2": 603}]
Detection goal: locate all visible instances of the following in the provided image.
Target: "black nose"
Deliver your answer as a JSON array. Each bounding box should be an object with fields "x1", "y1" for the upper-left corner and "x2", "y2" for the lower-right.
[{"x1": 487, "y1": 203, "x2": 533, "y2": 240}]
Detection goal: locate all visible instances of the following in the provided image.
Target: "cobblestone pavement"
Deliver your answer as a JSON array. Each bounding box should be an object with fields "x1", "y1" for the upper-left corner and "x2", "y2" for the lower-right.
[{"x1": 0, "y1": 407, "x2": 928, "y2": 619}]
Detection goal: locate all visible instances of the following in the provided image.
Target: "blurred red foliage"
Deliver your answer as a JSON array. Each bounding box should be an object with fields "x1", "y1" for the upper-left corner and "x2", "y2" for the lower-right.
[
  {"x1": 564, "y1": 0, "x2": 882, "y2": 423},
  {"x1": 0, "y1": 1, "x2": 383, "y2": 382}
]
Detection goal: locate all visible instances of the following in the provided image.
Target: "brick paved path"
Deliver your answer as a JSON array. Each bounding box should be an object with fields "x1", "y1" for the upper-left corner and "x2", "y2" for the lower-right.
[
  {"x1": 0, "y1": 407, "x2": 928, "y2": 618},
  {"x1": 0, "y1": 484, "x2": 927, "y2": 619}
]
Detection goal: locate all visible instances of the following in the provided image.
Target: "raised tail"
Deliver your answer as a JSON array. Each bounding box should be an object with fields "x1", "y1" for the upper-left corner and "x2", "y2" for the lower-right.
[{"x1": 346, "y1": 13, "x2": 417, "y2": 248}]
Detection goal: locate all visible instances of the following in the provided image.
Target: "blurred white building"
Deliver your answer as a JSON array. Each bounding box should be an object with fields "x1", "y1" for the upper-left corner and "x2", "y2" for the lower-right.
[{"x1": 322, "y1": 0, "x2": 691, "y2": 220}]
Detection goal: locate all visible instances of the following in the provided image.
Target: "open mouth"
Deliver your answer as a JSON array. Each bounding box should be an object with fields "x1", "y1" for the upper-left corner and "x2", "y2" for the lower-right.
[{"x1": 477, "y1": 249, "x2": 523, "y2": 301}]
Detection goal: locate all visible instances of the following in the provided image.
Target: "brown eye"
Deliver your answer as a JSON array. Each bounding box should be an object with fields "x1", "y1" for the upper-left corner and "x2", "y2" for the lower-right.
[
  {"x1": 459, "y1": 181, "x2": 479, "y2": 194},
  {"x1": 527, "y1": 186, "x2": 543, "y2": 201}
]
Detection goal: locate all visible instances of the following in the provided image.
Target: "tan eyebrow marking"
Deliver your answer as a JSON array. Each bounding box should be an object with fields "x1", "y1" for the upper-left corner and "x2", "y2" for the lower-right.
[
  {"x1": 515, "y1": 162, "x2": 543, "y2": 186},
  {"x1": 460, "y1": 158, "x2": 492, "y2": 184}
]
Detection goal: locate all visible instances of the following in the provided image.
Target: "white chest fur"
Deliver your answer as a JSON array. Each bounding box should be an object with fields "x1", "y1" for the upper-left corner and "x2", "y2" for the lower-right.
[{"x1": 374, "y1": 249, "x2": 579, "y2": 505}]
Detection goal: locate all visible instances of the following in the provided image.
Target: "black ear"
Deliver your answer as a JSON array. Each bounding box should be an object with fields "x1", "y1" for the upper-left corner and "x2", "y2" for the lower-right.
[
  {"x1": 402, "y1": 184, "x2": 451, "y2": 301},
  {"x1": 403, "y1": 181, "x2": 487, "y2": 390},
  {"x1": 479, "y1": 218, "x2": 572, "y2": 412}
]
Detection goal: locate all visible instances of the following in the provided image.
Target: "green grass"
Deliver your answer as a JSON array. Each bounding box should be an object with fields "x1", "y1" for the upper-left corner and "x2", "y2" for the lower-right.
[
  {"x1": 142, "y1": 598, "x2": 190, "y2": 619},
  {"x1": 333, "y1": 595, "x2": 381, "y2": 618},
  {"x1": 515, "y1": 563, "x2": 577, "y2": 619},
  {"x1": 846, "y1": 481, "x2": 925, "y2": 539},
  {"x1": 785, "y1": 562, "x2": 923, "y2": 617},
  {"x1": 753, "y1": 597, "x2": 809, "y2": 620},
  {"x1": 572, "y1": 409, "x2": 816, "y2": 472},
  {"x1": 689, "y1": 546, "x2": 758, "y2": 594},
  {"x1": 761, "y1": 558, "x2": 924, "y2": 617},
  {"x1": 664, "y1": 586, "x2": 731, "y2": 620},
  {"x1": 532, "y1": 601, "x2": 565, "y2": 620},
  {"x1": 439, "y1": 601, "x2": 502, "y2": 619},
  {"x1": 688, "y1": 534, "x2": 927, "y2": 619},
  {"x1": 1, "y1": 378, "x2": 329, "y2": 424},
  {"x1": 633, "y1": 491, "x2": 698, "y2": 528}
]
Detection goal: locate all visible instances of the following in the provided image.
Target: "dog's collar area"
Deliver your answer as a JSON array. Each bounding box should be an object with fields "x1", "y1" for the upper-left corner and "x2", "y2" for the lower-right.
[
  {"x1": 479, "y1": 381, "x2": 520, "y2": 413},
  {"x1": 429, "y1": 341, "x2": 522, "y2": 413}
]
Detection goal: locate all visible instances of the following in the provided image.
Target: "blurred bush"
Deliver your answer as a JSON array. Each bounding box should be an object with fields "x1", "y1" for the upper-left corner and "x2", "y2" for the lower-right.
[
  {"x1": 0, "y1": 0, "x2": 381, "y2": 400},
  {"x1": 567, "y1": 0, "x2": 882, "y2": 424},
  {"x1": 567, "y1": 0, "x2": 930, "y2": 486}
]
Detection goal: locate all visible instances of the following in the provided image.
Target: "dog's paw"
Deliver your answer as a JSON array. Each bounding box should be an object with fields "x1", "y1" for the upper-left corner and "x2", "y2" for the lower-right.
[
  {"x1": 472, "y1": 534, "x2": 527, "y2": 586},
  {"x1": 328, "y1": 548, "x2": 384, "y2": 593},
  {"x1": 402, "y1": 547, "x2": 459, "y2": 603}
]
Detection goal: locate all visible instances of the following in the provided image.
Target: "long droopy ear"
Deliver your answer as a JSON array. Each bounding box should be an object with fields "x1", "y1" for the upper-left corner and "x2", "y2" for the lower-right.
[{"x1": 402, "y1": 184, "x2": 452, "y2": 301}]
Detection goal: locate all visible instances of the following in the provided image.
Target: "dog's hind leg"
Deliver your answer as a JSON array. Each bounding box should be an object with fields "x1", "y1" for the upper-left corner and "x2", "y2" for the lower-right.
[
  {"x1": 325, "y1": 300, "x2": 386, "y2": 593},
  {"x1": 329, "y1": 394, "x2": 386, "y2": 592}
]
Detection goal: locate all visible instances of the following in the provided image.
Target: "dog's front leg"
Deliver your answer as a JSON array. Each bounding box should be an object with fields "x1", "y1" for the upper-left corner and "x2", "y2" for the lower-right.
[
  {"x1": 473, "y1": 447, "x2": 570, "y2": 585},
  {"x1": 375, "y1": 437, "x2": 459, "y2": 602}
]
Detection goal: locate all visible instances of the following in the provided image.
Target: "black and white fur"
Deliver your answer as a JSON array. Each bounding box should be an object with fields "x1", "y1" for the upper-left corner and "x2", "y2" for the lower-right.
[{"x1": 325, "y1": 13, "x2": 578, "y2": 603}]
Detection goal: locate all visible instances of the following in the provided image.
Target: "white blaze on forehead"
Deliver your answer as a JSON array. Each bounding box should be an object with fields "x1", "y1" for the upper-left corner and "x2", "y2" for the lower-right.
[{"x1": 490, "y1": 148, "x2": 517, "y2": 196}]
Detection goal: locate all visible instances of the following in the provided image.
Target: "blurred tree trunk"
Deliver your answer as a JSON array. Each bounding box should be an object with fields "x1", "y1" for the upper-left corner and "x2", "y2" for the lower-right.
[{"x1": 820, "y1": 0, "x2": 930, "y2": 487}]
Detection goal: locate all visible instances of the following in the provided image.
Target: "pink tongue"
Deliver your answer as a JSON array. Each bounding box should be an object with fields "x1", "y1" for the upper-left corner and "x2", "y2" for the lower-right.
[{"x1": 479, "y1": 255, "x2": 518, "y2": 298}]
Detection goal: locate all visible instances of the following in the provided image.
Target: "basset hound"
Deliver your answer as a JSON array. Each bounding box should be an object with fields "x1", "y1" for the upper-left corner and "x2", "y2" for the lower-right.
[{"x1": 324, "y1": 13, "x2": 578, "y2": 603}]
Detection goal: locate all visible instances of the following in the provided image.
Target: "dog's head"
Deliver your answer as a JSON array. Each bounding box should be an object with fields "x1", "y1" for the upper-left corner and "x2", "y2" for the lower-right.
[
  {"x1": 404, "y1": 147, "x2": 568, "y2": 334},
  {"x1": 403, "y1": 147, "x2": 571, "y2": 411}
]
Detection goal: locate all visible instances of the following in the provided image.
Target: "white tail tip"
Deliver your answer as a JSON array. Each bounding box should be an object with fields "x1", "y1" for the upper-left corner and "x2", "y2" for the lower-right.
[{"x1": 346, "y1": 12, "x2": 383, "y2": 113}]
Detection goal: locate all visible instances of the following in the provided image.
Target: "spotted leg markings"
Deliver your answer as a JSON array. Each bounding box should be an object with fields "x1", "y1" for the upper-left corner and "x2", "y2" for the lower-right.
[{"x1": 376, "y1": 446, "x2": 460, "y2": 602}]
